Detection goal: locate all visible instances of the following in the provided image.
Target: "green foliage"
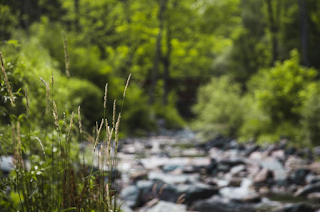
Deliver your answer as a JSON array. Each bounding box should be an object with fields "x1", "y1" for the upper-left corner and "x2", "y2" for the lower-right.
[
  {"x1": 194, "y1": 50, "x2": 320, "y2": 145},
  {"x1": 248, "y1": 50, "x2": 316, "y2": 123},
  {"x1": 193, "y1": 76, "x2": 244, "y2": 139},
  {"x1": 0, "y1": 5, "x2": 18, "y2": 40},
  {"x1": 300, "y1": 83, "x2": 320, "y2": 146},
  {"x1": 240, "y1": 50, "x2": 317, "y2": 142},
  {"x1": 6, "y1": 36, "x2": 103, "y2": 127},
  {"x1": 153, "y1": 92, "x2": 185, "y2": 129},
  {"x1": 0, "y1": 48, "x2": 126, "y2": 211}
]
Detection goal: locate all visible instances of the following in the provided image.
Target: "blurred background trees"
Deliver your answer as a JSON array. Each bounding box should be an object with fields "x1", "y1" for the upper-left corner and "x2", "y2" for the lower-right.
[{"x1": 1, "y1": 0, "x2": 320, "y2": 145}]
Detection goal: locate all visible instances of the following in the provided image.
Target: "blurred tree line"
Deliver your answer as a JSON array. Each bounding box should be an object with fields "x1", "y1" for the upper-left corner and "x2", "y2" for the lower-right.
[{"x1": 1, "y1": 0, "x2": 320, "y2": 144}]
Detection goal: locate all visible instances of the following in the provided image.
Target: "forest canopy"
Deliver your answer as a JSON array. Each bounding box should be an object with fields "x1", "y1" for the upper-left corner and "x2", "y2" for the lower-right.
[{"x1": 1, "y1": 0, "x2": 320, "y2": 145}]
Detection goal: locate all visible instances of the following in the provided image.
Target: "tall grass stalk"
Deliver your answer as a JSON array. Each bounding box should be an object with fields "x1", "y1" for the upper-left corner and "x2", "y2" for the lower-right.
[
  {"x1": 0, "y1": 52, "x2": 14, "y2": 106},
  {"x1": 0, "y1": 44, "x2": 130, "y2": 212},
  {"x1": 62, "y1": 32, "x2": 70, "y2": 79}
]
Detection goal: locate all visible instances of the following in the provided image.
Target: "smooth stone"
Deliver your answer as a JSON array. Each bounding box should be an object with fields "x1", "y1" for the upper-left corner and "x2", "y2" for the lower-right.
[
  {"x1": 260, "y1": 157, "x2": 286, "y2": 181},
  {"x1": 146, "y1": 201, "x2": 187, "y2": 212},
  {"x1": 294, "y1": 182, "x2": 320, "y2": 197}
]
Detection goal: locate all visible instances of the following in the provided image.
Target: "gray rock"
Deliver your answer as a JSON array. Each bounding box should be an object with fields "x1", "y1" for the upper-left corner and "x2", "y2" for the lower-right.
[
  {"x1": 288, "y1": 168, "x2": 310, "y2": 185},
  {"x1": 121, "y1": 185, "x2": 140, "y2": 208},
  {"x1": 0, "y1": 156, "x2": 14, "y2": 174},
  {"x1": 220, "y1": 178, "x2": 259, "y2": 202},
  {"x1": 191, "y1": 196, "x2": 256, "y2": 212},
  {"x1": 307, "y1": 192, "x2": 320, "y2": 200},
  {"x1": 120, "y1": 180, "x2": 154, "y2": 208},
  {"x1": 245, "y1": 145, "x2": 260, "y2": 157},
  {"x1": 230, "y1": 164, "x2": 246, "y2": 175},
  {"x1": 254, "y1": 168, "x2": 273, "y2": 184},
  {"x1": 306, "y1": 175, "x2": 320, "y2": 184},
  {"x1": 121, "y1": 179, "x2": 218, "y2": 208},
  {"x1": 173, "y1": 182, "x2": 219, "y2": 205},
  {"x1": 220, "y1": 158, "x2": 246, "y2": 167},
  {"x1": 148, "y1": 171, "x2": 200, "y2": 184},
  {"x1": 260, "y1": 157, "x2": 286, "y2": 181},
  {"x1": 120, "y1": 203, "x2": 134, "y2": 212},
  {"x1": 228, "y1": 177, "x2": 242, "y2": 187},
  {"x1": 273, "y1": 203, "x2": 317, "y2": 212},
  {"x1": 310, "y1": 162, "x2": 320, "y2": 175},
  {"x1": 314, "y1": 146, "x2": 320, "y2": 157},
  {"x1": 294, "y1": 182, "x2": 320, "y2": 197},
  {"x1": 146, "y1": 201, "x2": 187, "y2": 212},
  {"x1": 162, "y1": 164, "x2": 183, "y2": 172}
]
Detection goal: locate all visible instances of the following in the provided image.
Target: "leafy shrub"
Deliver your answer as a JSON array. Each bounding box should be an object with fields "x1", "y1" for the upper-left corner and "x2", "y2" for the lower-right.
[
  {"x1": 0, "y1": 5, "x2": 17, "y2": 40},
  {"x1": 193, "y1": 76, "x2": 244, "y2": 139},
  {"x1": 153, "y1": 92, "x2": 185, "y2": 129},
  {"x1": 8, "y1": 36, "x2": 103, "y2": 127},
  {"x1": 241, "y1": 50, "x2": 317, "y2": 142},
  {"x1": 300, "y1": 82, "x2": 320, "y2": 146}
]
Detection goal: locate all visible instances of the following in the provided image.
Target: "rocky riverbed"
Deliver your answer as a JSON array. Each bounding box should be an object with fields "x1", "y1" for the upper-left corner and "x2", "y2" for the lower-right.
[
  {"x1": 118, "y1": 129, "x2": 320, "y2": 212},
  {"x1": 2, "y1": 129, "x2": 320, "y2": 211}
]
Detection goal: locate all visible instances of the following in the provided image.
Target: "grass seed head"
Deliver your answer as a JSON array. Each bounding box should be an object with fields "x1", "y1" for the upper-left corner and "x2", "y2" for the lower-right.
[
  {"x1": 115, "y1": 113, "x2": 121, "y2": 154},
  {"x1": 94, "y1": 119, "x2": 104, "y2": 152},
  {"x1": 67, "y1": 112, "x2": 75, "y2": 142},
  {"x1": 35, "y1": 137, "x2": 45, "y2": 156},
  {"x1": 62, "y1": 31, "x2": 70, "y2": 78},
  {"x1": 78, "y1": 106, "x2": 82, "y2": 134},
  {"x1": 40, "y1": 77, "x2": 50, "y2": 114},
  {"x1": 112, "y1": 100, "x2": 116, "y2": 128},
  {"x1": 104, "y1": 83, "x2": 108, "y2": 109},
  {"x1": 53, "y1": 101, "x2": 60, "y2": 132},
  {"x1": 123, "y1": 74, "x2": 131, "y2": 98},
  {"x1": 0, "y1": 52, "x2": 14, "y2": 106}
]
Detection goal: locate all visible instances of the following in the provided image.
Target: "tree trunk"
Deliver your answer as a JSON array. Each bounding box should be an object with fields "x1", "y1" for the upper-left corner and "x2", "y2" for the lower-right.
[
  {"x1": 298, "y1": 0, "x2": 309, "y2": 66},
  {"x1": 265, "y1": 0, "x2": 280, "y2": 65},
  {"x1": 20, "y1": 0, "x2": 30, "y2": 33},
  {"x1": 162, "y1": 0, "x2": 176, "y2": 105},
  {"x1": 149, "y1": 0, "x2": 167, "y2": 105},
  {"x1": 162, "y1": 23, "x2": 171, "y2": 105},
  {"x1": 74, "y1": 0, "x2": 80, "y2": 32},
  {"x1": 123, "y1": 0, "x2": 133, "y2": 75}
]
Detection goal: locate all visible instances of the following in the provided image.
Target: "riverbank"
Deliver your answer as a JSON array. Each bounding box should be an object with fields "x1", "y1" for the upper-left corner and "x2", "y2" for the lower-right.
[{"x1": 118, "y1": 129, "x2": 320, "y2": 212}]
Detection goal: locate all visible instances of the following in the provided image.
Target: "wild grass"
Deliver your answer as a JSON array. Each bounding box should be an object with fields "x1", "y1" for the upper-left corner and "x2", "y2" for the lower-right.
[
  {"x1": 0, "y1": 34, "x2": 131, "y2": 211},
  {"x1": 0, "y1": 52, "x2": 14, "y2": 106}
]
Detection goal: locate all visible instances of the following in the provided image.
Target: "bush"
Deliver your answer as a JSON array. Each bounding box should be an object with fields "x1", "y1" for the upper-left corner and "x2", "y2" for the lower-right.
[
  {"x1": 193, "y1": 76, "x2": 244, "y2": 139},
  {"x1": 241, "y1": 50, "x2": 317, "y2": 143},
  {"x1": 8, "y1": 36, "x2": 103, "y2": 127},
  {"x1": 153, "y1": 92, "x2": 185, "y2": 129},
  {"x1": 300, "y1": 83, "x2": 320, "y2": 146}
]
